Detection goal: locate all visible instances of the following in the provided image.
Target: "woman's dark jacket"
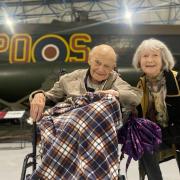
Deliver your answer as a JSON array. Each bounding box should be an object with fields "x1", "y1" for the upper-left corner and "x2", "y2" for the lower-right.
[{"x1": 137, "y1": 70, "x2": 180, "y2": 144}]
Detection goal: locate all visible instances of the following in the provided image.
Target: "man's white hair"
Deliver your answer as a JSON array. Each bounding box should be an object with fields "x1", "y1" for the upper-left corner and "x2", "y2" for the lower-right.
[{"x1": 89, "y1": 44, "x2": 117, "y2": 63}]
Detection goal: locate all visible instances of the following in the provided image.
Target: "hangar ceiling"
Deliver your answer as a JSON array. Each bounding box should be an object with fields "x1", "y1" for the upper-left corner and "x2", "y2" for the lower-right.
[{"x1": 0, "y1": 0, "x2": 180, "y2": 24}]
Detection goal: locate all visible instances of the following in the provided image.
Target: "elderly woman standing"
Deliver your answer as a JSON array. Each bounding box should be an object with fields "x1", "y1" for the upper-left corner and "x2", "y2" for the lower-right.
[{"x1": 132, "y1": 38, "x2": 180, "y2": 180}]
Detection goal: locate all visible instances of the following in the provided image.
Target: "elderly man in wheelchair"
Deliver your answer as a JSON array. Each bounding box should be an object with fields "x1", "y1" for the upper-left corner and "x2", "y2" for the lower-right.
[{"x1": 22, "y1": 44, "x2": 142, "y2": 180}]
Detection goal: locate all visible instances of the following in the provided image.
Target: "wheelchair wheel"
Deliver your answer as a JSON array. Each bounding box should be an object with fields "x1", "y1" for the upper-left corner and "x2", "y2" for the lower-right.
[{"x1": 119, "y1": 175, "x2": 126, "y2": 180}]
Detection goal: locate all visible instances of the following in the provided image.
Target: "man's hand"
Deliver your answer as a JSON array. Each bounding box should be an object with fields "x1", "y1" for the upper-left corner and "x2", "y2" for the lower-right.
[
  {"x1": 97, "y1": 89, "x2": 119, "y2": 97},
  {"x1": 30, "y1": 93, "x2": 46, "y2": 121}
]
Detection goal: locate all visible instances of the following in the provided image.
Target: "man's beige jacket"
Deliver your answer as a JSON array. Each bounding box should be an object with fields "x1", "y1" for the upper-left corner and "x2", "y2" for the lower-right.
[{"x1": 30, "y1": 69, "x2": 142, "y2": 107}]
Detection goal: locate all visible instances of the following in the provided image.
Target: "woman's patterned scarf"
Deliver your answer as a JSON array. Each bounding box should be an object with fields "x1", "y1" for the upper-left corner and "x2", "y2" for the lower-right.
[{"x1": 146, "y1": 72, "x2": 168, "y2": 127}]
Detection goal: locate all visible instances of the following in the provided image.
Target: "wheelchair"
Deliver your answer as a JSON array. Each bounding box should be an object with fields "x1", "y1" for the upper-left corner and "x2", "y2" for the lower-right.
[
  {"x1": 20, "y1": 122, "x2": 37, "y2": 180},
  {"x1": 20, "y1": 68, "x2": 128, "y2": 180}
]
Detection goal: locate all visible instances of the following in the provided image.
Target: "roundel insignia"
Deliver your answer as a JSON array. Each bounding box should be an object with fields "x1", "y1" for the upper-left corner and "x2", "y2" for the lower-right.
[
  {"x1": 42, "y1": 44, "x2": 60, "y2": 62},
  {"x1": 32, "y1": 34, "x2": 70, "y2": 63}
]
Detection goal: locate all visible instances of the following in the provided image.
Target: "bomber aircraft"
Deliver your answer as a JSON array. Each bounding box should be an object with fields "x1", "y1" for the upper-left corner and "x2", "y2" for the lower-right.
[{"x1": 0, "y1": 20, "x2": 180, "y2": 111}]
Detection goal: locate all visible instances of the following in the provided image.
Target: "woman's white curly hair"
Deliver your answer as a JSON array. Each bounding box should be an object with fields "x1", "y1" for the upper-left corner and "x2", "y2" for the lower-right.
[{"x1": 132, "y1": 38, "x2": 175, "y2": 71}]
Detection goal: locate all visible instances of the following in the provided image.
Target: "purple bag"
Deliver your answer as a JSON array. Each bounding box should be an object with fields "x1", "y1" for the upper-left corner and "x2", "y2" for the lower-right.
[{"x1": 118, "y1": 115, "x2": 162, "y2": 171}]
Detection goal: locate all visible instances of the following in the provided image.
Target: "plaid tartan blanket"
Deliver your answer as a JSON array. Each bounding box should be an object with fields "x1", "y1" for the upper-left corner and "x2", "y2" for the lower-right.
[{"x1": 29, "y1": 93, "x2": 122, "y2": 180}]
